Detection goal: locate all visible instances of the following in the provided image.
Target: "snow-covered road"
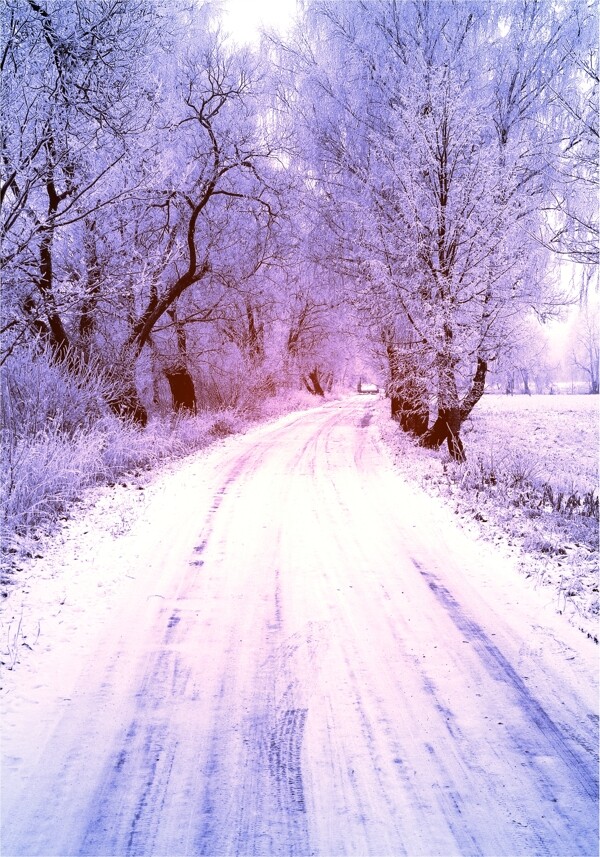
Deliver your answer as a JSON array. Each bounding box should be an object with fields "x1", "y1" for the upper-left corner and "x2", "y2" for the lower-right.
[{"x1": 2, "y1": 397, "x2": 598, "y2": 856}]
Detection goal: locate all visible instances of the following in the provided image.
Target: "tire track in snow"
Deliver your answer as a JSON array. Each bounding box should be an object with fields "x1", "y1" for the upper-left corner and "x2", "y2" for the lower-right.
[
  {"x1": 3, "y1": 399, "x2": 598, "y2": 857},
  {"x1": 413, "y1": 560, "x2": 599, "y2": 804},
  {"x1": 308, "y1": 406, "x2": 598, "y2": 855},
  {"x1": 268, "y1": 706, "x2": 309, "y2": 812}
]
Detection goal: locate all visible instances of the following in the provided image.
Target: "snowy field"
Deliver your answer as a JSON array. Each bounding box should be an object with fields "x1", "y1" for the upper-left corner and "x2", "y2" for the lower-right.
[
  {"x1": 463, "y1": 393, "x2": 598, "y2": 493},
  {"x1": 377, "y1": 393, "x2": 599, "y2": 640}
]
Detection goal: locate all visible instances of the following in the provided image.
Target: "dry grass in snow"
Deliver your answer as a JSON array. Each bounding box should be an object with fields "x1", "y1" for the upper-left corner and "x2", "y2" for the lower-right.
[{"x1": 376, "y1": 393, "x2": 599, "y2": 642}]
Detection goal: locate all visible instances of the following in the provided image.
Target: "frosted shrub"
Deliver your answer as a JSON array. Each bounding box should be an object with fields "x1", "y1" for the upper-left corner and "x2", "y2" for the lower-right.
[
  {"x1": 1, "y1": 346, "x2": 170, "y2": 523},
  {"x1": 1, "y1": 427, "x2": 106, "y2": 534},
  {"x1": 1, "y1": 346, "x2": 112, "y2": 537},
  {"x1": 1, "y1": 344, "x2": 116, "y2": 439},
  {"x1": 0, "y1": 413, "x2": 214, "y2": 543},
  {"x1": 168, "y1": 414, "x2": 214, "y2": 450},
  {"x1": 258, "y1": 388, "x2": 317, "y2": 420}
]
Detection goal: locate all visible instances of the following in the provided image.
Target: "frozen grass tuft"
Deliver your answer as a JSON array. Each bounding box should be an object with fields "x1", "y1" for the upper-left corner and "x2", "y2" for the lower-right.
[
  {"x1": 444, "y1": 451, "x2": 598, "y2": 522},
  {"x1": 0, "y1": 414, "x2": 217, "y2": 542}
]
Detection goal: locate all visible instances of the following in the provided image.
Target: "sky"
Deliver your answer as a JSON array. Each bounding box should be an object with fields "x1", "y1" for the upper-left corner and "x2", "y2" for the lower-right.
[{"x1": 222, "y1": 0, "x2": 298, "y2": 43}]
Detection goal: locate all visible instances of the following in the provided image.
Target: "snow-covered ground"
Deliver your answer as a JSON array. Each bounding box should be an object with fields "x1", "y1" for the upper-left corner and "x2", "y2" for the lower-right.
[
  {"x1": 378, "y1": 393, "x2": 599, "y2": 641},
  {"x1": 464, "y1": 393, "x2": 598, "y2": 492},
  {"x1": 1, "y1": 396, "x2": 598, "y2": 855}
]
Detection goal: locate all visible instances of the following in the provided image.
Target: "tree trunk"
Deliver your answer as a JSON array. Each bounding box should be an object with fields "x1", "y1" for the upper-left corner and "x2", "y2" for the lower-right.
[
  {"x1": 393, "y1": 394, "x2": 429, "y2": 436},
  {"x1": 396, "y1": 369, "x2": 429, "y2": 434},
  {"x1": 420, "y1": 348, "x2": 465, "y2": 462},
  {"x1": 36, "y1": 227, "x2": 70, "y2": 361},
  {"x1": 165, "y1": 368, "x2": 197, "y2": 414},
  {"x1": 78, "y1": 218, "x2": 100, "y2": 350},
  {"x1": 164, "y1": 302, "x2": 197, "y2": 414},
  {"x1": 460, "y1": 356, "x2": 488, "y2": 421},
  {"x1": 246, "y1": 301, "x2": 265, "y2": 366},
  {"x1": 384, "y1": 334, "x2": 429, "y2": 436},
  {"x1": 304, "y1": 367, "x2": 325, "y2": 396}
]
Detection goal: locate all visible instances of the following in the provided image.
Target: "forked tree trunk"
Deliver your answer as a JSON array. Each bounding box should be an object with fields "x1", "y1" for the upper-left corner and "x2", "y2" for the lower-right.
[
  {"x1": 420, "y1": 351, "x2": 465, "y2": 462},
  {"x1": 304, "y1": 367, "x2": 325, "y2": 396},
  {"x1": 420, "y1": 356, "x2": 488, "y2": 462}
]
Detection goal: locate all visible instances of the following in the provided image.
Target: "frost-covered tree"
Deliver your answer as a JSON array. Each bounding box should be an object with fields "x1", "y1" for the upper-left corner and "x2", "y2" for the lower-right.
[
  {"x1": 1, "y1": 0, "x2": 160, "y2": 367},
  {"x1": 117, "y1": 29, "x2": 282, "y2": 417},
  {"x1": 1, "y1": 2, "x2": 288, "y2": 421},
  {"x1": 278, "y1": 0, "x2": 590, "y2": 458}
]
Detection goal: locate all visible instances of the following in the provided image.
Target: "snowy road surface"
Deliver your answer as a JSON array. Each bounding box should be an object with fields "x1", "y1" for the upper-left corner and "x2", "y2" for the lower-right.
[{"x1": 2, "y1": 397, "x2": 598, "y2": 856}]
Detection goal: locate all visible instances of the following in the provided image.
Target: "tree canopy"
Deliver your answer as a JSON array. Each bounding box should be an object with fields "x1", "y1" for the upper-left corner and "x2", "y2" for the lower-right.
[{"x1": 1, "y1": 0, "x2": 597, "y2": 451}]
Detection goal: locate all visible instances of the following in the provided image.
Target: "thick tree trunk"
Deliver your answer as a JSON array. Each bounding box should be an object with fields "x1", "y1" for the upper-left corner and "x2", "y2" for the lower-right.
[
  {"x1": 164, "y1": 303, "x2": 197, "y2": 414},
  {"x1": 304, "y1": 367, "x2": 325, "y2": 396},
  {"x1": 420, "y1": 349, "x2": 465, "y2": 462},
  {"x1": 165, "y1": 368, "x2": 197, "y2": 414},
  {"x1": 384, "y1": 334, "x2": 429, "y2": 436},
  {"x1": 37, "y1": 229, "x2": 70, "y2": 361},
  {"x1": 392, "y1": 395, "x2": 429, "y2": 436}
]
